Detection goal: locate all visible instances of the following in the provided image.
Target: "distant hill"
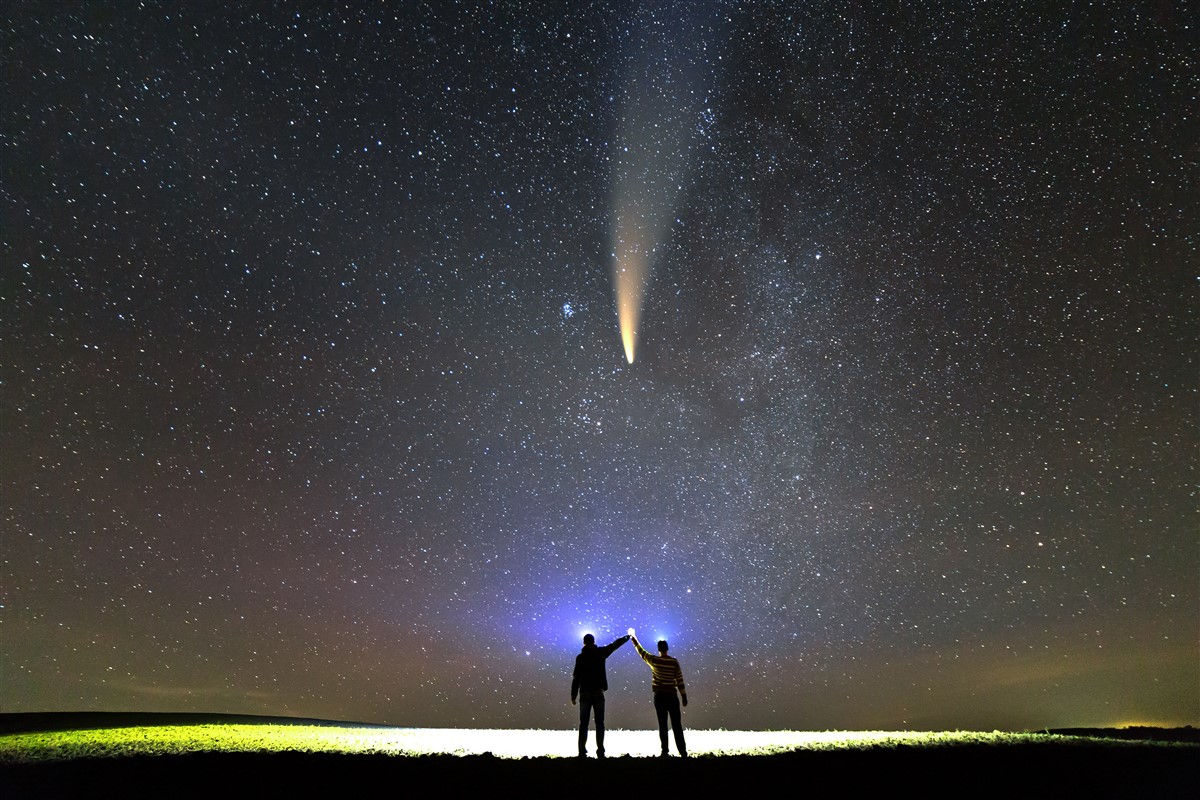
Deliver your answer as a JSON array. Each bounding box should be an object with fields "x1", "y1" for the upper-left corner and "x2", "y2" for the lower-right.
[
  {"x1": 0, "y1": 711, "x2": 387, "y2": 735},
  {"x1": 1047, "y1": 726, "x2": 1199, "y2": 743}
]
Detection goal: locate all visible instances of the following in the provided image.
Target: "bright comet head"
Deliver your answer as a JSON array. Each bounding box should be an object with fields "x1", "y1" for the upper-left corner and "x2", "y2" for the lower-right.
[{"x1": 614, "y1": 242, "x2": 648, "y2": 364}]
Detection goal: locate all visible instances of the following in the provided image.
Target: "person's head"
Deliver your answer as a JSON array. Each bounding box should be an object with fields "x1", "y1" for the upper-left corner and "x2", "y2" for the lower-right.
[
  {"x1": 583, "y1": 633, "x2": 595, "y2": 646},
  {"x1": 657, "y1": 639, "x2": 669, "y2": 654}
]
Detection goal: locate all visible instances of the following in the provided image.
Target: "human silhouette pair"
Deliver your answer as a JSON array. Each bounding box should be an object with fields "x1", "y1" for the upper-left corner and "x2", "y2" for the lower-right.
[{"x1": 570, "y1": 628, "x2": 688, "y2": 758}]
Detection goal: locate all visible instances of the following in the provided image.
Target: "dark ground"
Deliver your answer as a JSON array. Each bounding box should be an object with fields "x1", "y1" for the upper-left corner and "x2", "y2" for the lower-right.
[
  {"x1": 3, "y1": 745, "x2": 1196, "y2": 798},
  {"x1": 1, "y1": 714, "x2": 1195, "y2": 798}
]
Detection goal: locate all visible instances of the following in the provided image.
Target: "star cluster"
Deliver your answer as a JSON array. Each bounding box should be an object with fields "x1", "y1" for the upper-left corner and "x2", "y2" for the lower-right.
[{"x1": 3, "y1": 2, "x2": 1195, "y2": 730}]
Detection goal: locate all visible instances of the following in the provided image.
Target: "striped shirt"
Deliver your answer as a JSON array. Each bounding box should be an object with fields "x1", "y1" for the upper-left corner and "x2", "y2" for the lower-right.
[{"x1": 632, "y1": 637, "x2": 686, "y2": 694}]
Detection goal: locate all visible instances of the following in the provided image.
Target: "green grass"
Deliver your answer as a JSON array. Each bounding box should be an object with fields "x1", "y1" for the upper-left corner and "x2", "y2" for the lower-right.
[{"x1": 1, "y1": 725, "x2": 1192, "y2": 764}]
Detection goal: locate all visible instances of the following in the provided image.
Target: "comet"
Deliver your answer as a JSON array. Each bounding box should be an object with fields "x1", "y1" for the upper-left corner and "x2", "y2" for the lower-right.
[
  {"x1": 614, "y1": 213, "x2": 651, "y2": 364},
  {"x1": 610, "y1": 2, "x2": 723, "y2": 363}
]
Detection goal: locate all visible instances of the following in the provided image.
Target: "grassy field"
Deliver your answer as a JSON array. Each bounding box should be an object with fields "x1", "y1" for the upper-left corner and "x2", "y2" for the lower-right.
[
  {"x1": 3, "y1": 723, "x2": 1146, "y2": 762},
  {"x1": 1, "y1": 715, "x2": 1194, "y2": 797}
]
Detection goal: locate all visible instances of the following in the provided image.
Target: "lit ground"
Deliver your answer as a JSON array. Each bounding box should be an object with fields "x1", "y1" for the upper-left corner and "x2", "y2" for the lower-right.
[
  {"x1": 2, "y1": 721, "x2": 1195, "y2": 798},
  {"x1": 0, "y1": 725, "x2": 1181, "y2": 763}
]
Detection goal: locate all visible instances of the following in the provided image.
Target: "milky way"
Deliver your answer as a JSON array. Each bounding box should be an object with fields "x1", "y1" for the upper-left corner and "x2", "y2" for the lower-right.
[{"x1": 3, "y1": 2, "x2": 1195, "y2": 731}]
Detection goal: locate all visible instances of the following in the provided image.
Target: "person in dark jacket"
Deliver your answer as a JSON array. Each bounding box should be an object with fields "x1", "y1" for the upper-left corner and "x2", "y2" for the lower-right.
[{"x1": 570, "y1": 632, "x2": 630, "y2": 758}]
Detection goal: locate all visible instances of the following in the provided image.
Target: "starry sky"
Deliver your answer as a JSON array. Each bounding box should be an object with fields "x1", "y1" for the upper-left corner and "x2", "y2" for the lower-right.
[{"x1": 3, "y1": 2, "x2": 1196, "y2": 732}]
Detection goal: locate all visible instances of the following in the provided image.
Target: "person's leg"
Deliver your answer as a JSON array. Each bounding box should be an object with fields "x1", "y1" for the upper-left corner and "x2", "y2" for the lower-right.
[
  {"x1": 594, "y1": 692, "x2": 606, "y2": 756},
  {"x1": 667, "y1": 694, "x2": 686, "y2": 756},
  {"x1": 578, "y1": 694, "x2": 592, "y2": 756},
  {"x1": 653, "y1": 692, "x2": 670, "y2": 755}
]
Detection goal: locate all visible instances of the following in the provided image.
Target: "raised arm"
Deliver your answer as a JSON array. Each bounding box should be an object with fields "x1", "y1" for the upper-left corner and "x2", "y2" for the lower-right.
[
  {"x1": 630, "y1": 634, "x2": 655, "y2": 666},
  {"x1": 600, "y1": 634, "x2": 631, "y2": 657}
]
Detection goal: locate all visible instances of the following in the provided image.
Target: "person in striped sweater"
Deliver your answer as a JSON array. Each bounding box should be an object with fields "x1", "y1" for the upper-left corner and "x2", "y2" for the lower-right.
[{"x1": 629, "y1": 629, "x2": 688, "y2": 758}]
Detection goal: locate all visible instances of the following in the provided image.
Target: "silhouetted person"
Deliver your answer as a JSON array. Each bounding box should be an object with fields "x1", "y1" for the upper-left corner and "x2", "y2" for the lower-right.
[
  {"x1": 571, "y1": 632, "x2": 631, "y2": 758},
  {"x1": 630, "y1": 631, "x2": 688, "y2": 757}
]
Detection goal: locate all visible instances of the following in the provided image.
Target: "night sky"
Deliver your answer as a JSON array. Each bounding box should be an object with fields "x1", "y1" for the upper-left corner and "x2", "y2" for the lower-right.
[{"x1": 3, "y1": 2, "x2": 1196, "y2": 732}]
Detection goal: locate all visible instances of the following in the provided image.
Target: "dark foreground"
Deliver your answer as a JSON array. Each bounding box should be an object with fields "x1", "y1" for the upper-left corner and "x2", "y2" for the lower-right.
[{"x1": 3, "y1": 742, "x2": 1195, "y2": 799}]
